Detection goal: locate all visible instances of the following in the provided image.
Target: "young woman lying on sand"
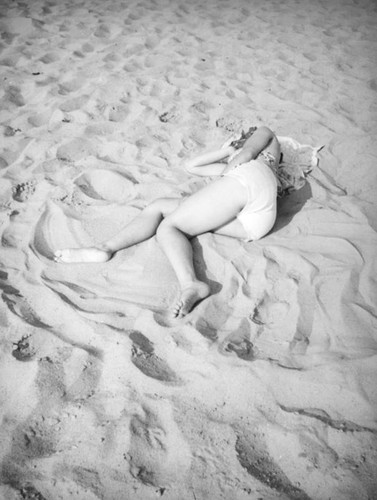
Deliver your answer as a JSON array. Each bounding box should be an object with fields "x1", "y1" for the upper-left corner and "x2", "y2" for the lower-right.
[{"x1": 55, "y1": 126, "x2": 280, "y2": 318}]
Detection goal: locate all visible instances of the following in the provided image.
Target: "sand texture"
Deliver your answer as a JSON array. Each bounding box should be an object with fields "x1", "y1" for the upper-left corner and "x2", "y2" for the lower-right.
[{"x1": 0, "y1": 0, "x2": 377, "y2": 499}]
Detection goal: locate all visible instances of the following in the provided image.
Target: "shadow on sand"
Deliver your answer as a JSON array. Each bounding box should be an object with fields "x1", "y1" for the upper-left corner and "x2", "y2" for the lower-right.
[{"x1": 274, "y1": 182, "x2": 312, "y2": 232}]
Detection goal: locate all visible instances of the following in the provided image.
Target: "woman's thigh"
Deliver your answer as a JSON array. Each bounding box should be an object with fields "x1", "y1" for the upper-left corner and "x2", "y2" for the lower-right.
[
  {"x1": 213, "y1": 218, "x2": 248, "y2": 239},
  {"x1": 166, "y1": 176, "x2": 248, "y2": 237}
]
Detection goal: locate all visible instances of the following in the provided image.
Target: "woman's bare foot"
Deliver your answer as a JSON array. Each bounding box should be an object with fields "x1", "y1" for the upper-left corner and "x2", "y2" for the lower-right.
[
  {"x1": 54, "y1": 247, "x2": 113, "y2": 263},
  {"x1": 172, "y1": 281, "x2": 210, "y2": 319}
]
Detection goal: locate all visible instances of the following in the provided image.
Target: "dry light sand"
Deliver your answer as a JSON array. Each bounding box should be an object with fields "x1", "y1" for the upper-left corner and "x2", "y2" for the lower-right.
[{"x1": 0, "y1": 0, "x2": 377, "y2": 499}]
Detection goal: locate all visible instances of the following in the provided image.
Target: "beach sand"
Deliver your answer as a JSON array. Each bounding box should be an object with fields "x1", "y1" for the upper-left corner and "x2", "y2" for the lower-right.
[{"x1": 0, "y1": 0, "x2": 377, "y2": 498}]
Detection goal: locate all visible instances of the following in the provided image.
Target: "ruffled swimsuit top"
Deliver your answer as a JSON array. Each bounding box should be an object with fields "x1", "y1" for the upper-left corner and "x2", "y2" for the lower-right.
[{"x1": 229, "y1": 127, "x2": 316, "y2": 197}]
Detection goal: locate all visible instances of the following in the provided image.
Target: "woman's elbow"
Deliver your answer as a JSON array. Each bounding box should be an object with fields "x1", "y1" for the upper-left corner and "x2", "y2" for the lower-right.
[{"x1": 257, "y1": 125, "x2": 274, "y2": 137}]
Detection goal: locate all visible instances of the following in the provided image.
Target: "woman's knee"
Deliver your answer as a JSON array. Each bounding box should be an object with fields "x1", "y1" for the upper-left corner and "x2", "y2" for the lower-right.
[
  {"x1": 156, "y1": 216, "x2": 174, "y2": 237},
  {"x1": 156, "y1": 216, "x2": 189, "y2": 240},
  {"x1": 144, "y1": 197, "x2": 180, "y2": 217}
]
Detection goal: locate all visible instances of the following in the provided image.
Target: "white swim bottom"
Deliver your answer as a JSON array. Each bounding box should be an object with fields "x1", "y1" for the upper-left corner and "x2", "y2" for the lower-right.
[{"x1": 224, "y1": 160, "x2": 277, "y2": 241}]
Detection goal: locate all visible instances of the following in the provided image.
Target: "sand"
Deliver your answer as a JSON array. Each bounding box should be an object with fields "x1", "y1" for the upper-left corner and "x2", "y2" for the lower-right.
[{"x1": 0, "y1": 0, "x2": 377, "y2": 498}]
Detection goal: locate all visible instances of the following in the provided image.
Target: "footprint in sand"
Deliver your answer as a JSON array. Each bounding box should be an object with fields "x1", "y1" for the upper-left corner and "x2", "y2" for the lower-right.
[
  {"x1": 94, "y1": 23, "x2": 111, "y2": 38},
  {"x1": 194, "y1": 316, "x2": 218, "y2": 341},
  {"x1": 12, "y1": 180, "x2": 36, "y2": 202},
  {"x1": 128, "y1": 400, "x2": 192, "y2": 487},
  {"x1": 159, "y1": 107, "x2": 180, "y2": 123},
  {"x1": 128, "y1": 330, "x2": 182, "y2": 385},
  {"x1": 12, "y1": 334, "x2": 37, "y2": 362},
  {"x1": 218, "y1": 319, "x2": 255, "y2": 361},
  {"x1": 108, "y1": 104, "x2": 129, "y2": 122},
  {"x1": 4, "y1": 343, "x2": 102, "y2": 463},
  {"x1": 39, "y1": 52, "x2": 60, "y2": 64},
  {"x1": 251, "y1": 296, "x2": 290, "y2": 327},
  {"x1": 0, "y1": 156, "x2": 8, "y2": 169},
  {"x1": 222, "y1": 336, "x2": 255, "y2": 360},
  {"x1": 219, "y1": 334, "x2": 255, "y2": 361},
  {"x1": 27, "y1": 111, "x2": 51, "y2": 127},
  {"x1": 369, "y1": 78, "x2": 377, "y2": 91},
  {"x1": 6, "y1": 85, "x2": 25, "y2": 107},
  {"x1": 58, "y1": 78, "x2": 83, "y2": 95},
  {"x1": 235, "y1": 429, "x2": 311, "y2": 500},
  {"x1": 82, "y1": 42, "x2": 94, "y2": 53},
  {"x1": 4, "y1": 125, "x2": 22, "y2": 137},
  {"x1": 0, "y1": 16, "x2": 34, "y2": 36},
  {"x1": 18, "y1": 485, "x2": 47, "y2": 500},
  {"x1": 4, "y1": 358, "x2": 66, "y2": 466},
  {"x1": 56, "y1": 138, "x2": 95, "y2": 162},
  {"x1": 1, "y1": 282, "x2": 50, "y2": 330},
  {"x1": 1, "y1": 356, "x2": 76, "y2": 497},
  {"x1": 190, "y1": 101, "x2": 211, "y2": 118},
  {"x1": 59, "y1": 94, "x2": 88, "y2": 113}
]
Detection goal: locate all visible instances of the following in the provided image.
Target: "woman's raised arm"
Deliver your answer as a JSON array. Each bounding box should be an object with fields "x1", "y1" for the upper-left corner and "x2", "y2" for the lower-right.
[
  {"x1": 183, "y1": 145, "x2": 235, "y2": 176},
  {"x1": 227, "y1": 126, "x2": 274, "y2": 169}
]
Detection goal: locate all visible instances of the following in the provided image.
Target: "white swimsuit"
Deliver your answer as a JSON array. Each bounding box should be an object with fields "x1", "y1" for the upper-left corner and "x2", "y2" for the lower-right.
[{"x1": 224, "y1": 156, "x2": 278, "y2": 241}]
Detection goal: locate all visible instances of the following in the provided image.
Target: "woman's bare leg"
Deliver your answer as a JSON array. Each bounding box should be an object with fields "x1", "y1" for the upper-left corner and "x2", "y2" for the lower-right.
[
  {"x1": 54, "y1": 198, "x2": 180, "y2": 263},
  {"x1": 54, "y1": 175, "x2": 249, "y2": 318},
  {"x1": 156, "y1": 176, "x2": 248, "y2": 317}
]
